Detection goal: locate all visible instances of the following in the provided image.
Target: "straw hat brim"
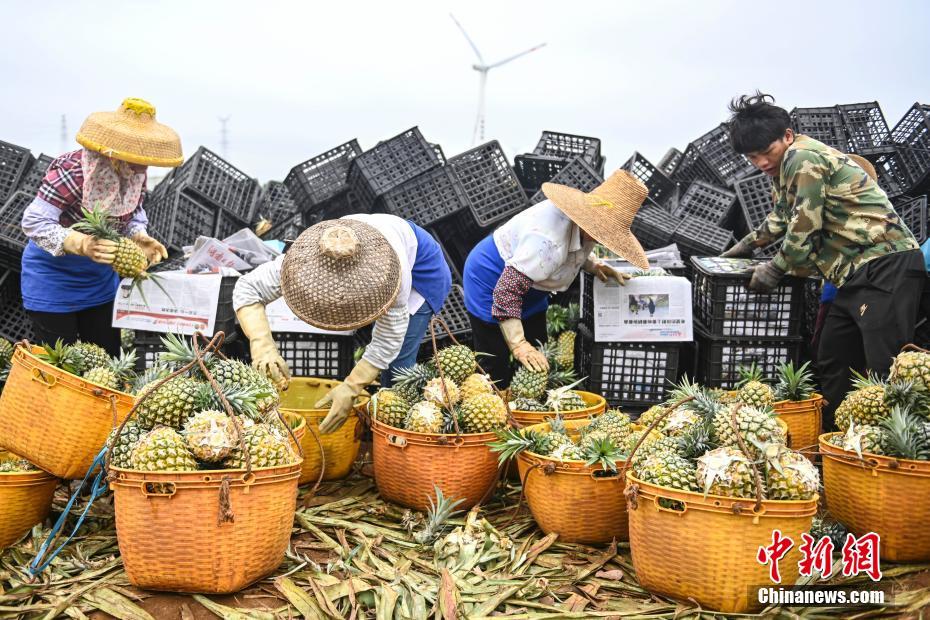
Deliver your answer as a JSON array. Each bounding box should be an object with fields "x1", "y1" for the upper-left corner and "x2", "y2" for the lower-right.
[
  {"x1": 542, "y1": 181, "x2": 650, "y2": 270},
  {"x1": 281, "y1": 220, "x2": 402, "y2": 331},
  {"x1": 77, "y1": 110, "x2": 183, "y2": 168}
]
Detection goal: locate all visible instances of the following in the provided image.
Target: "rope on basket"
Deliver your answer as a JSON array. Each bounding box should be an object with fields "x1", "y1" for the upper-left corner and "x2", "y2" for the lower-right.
[{"x1": 728, "y1": 403, "x2": 766, "y2": 514}]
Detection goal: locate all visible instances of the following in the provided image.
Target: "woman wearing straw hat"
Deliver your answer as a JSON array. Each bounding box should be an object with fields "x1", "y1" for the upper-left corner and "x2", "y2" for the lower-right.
[
  {"x1": 463, "y1": 170, "x2": 651, "y2": 387},
  {"x1": 234, "y1": 214, "x2": 452, "y2": 433},
  {"x1": 20, "y1": 98, "x2": 179, "y2": 354}
]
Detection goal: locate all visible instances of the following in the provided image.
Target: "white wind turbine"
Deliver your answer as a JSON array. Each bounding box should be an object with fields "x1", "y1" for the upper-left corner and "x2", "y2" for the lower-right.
[{"x1": 450, "y1": 13, "x2": 546, "y2": 145}]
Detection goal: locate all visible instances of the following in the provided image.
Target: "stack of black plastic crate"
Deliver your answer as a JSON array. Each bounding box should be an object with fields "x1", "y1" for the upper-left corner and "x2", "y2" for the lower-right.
[
  {"x1": 691, "y1": 256, "x2": 807, "y2": 389},
  {"x1": 253, "y1": 180, "x2": 301, "y2": 242},
  {"x1": 514, "y1": 131, "x2": 605, "y2": 198},
  {"x1": 146, "y1": 146, "x2": 260, "y2": 253},
  {"x1": 0, "y1": 140, "x2": 54, "y2": 343}
]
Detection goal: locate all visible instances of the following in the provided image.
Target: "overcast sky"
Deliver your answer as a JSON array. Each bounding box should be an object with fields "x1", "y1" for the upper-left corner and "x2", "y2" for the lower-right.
[{"x1": 2, "y1": 0, "x2": 928, "y2": 182}]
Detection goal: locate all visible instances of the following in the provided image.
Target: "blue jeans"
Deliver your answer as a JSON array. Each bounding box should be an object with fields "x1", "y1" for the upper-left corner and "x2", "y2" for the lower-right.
[{"x1": 381, "y1": 303, "x2": 434, "y2": 387}]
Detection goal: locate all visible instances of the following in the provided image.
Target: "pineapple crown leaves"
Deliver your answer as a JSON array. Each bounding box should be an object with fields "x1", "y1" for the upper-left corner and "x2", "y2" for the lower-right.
[
  {"x1": 736, "y1": 363, "x2": 769, "y2": 388},
  {"x1": 545, "y1": 414, "x2": 567, "y2": 435},
  {"x1": 208, "y1": 382, "x2": 271, "y2": 421},
  {"x1": 774, "y1": 361, "x2": 816, "y2": 401},
  {"x1": 582, "y1": 436, "x2": 624, "y2": 472},
  {"x1": 883, "y1": 378, "x2": 929, "y2": 412},
  {"x1": 38, "y1": 339, "x2": 82, "y2": 375},
  {"x1": 414, "y1": 485, "x2": 465, "y2": 544},
  {"x1": 392, "y1": 363, "x2": 437, "y2": 389},
  {"x1": 546, "y1": 305, "x2": 569, "y2": 337},
  {"x1": 489, "y1": 428, "x2": 545, "y2": 465},
  {"x1": 72, "y1": 204, "x2": 122, "y2": 241},
  {"x1": 158, "y1": 333, "x2": 215, "y2": 370},
  {"x1": 677, "y1": 422, "x2": 717, "y2": 461},
  {"x1": 880, "y1": 405, "x2": 929, "y2": 460},
  {"x1": 666, "y1": 375, "x2": 703, "y2": 403}
]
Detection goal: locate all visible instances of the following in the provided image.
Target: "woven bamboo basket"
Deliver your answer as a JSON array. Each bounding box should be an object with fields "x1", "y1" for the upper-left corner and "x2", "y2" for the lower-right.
[
  {"x1": 279, "y1": 378, "x2": 368, "y2": 485},
  {"x1": 281, "y1": 410, "x2": 306, "y2": 453},
  {"x1": 509, "y1": 391, "x2": 607, "y2": 427},
  {"x1": 820, "y1": 433, "x2": 930, "y2": 562},
  {"x1": 774, "y1": 394, "x2": 823, "y2": 451},
  {"x1": 111, "y1": 463, "x2": 301, "y2": 593},
  {"x1": 626, "y1": 474, "x2": 817, "y2": 613},
  {"x1": 371, "y1": 418, "x2": 499, "y2": 512},
  {"x1": 0, "y1": 451, "x2": 58, "y2": 549},
  {"x1": 516, "y1": 419, "x2": 628, "y2": 544},
  {"x1": 0, "y1": 345, "x2": 135, "y2": 479}
]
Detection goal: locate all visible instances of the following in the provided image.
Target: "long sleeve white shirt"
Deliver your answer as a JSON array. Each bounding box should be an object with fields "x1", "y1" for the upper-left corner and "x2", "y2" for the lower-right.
[{"x1": 233, "y1": 214, "x2": 424, "y2": 370}]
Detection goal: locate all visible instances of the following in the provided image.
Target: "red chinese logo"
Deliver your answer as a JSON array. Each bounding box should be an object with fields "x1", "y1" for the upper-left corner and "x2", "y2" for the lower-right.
[
  {"x1": 758, "y1": 530, "x2": 882, "y2": 582},
  {"x1": 841, "y1": 532, "x2": 882, "y2": 582},
  {"x1": 757, "y1": 530, "x2": 794, "y2": 583}
]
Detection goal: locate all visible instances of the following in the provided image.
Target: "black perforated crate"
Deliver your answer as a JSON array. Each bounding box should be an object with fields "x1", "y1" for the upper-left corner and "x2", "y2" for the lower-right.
[
  {"x1": 0, "y1": 141, "x2": 34, "y2": 206},
  {"x1": 173, "y1": 147, "x2": 260, "y2": 221},
  {"x1": 864, "y1": 147, "x2": 913, "y2": 198},
  {"x1": 695, "y1": 325, "x2": 803, "y2": 389},
  {"x1": 132, "y1": 330, "x2": 247, "y2": 372},
  {"x1": 449, "y1": 141, "x2": 528, "y2": 226},
  {"x1": 514, "y1": 154, "x2": 567, "y2": 195},
  {"x1": 691, "y1": 124, "x2": 756, "y2": 186},
  {"x1": 691, "y1": 256, "x2": 807, "y2": 338},
  {"x1": 621, "y1": 152, "x2": 677, "y2": 208},
  {"x1": 533, "y1": 131, "x2": 602, "y2": 169},
  {"x1": 347, "y1": 128, "x2": 440, "y2": 207},
  {"x1": 273, "y1": 332, "x2": 354, "y2": 380},
  {"x1": 838, "y1": 102, "x2": 892, "y2": 155},
  {"x1": 577, "y1": 324, "x2": 681, "y2": 409},
  {"x1": 285, "y1": 140, "x2": 362, "y2": 210},
  {"x1": 658, "y1": 148, "x2": 683, "y2": 177},
  {"x1": 215, "y1": 210, "x2": 250, "y2": 241},
  {"x1": 17, "y1": 154, "x2": 53, "y2": 195},
  {"x1": 631, "y1": 199, "x2": 678, "y2": 250},
  {"x1": 146, "y1": 189, "x2": 221, "y2": 252},
  {"x1": 673, "y1": 181, "x2": 736, "y2": 225},
  {"x1": 311, "y1": 188, "x2": 369, "y2": 220},
  {"x1": 671, "y1": 216, "x2": 734, "y2": 258},
  {"x1": 670, "y1": 144, "x2": 722, "y2": 190},
  {"x1": 894, "y1": 194, "x2": 929, "y2": 244},
  {"x1": 427, "y1": 210, "x2": 485, "y2": 275},
  {"x1": 266, "y1": 212, "x2": 305, "y2": 242},
  {"x1": 733, "y1": 173, "x2": 773, "y2": 231},
  {"x1": 421, "y1": 284, "x2": 469, "y2": 343},
  {"x1": 891, "y1": 103, "x2": 930, "y2": 188},
  {"x1": 790, "y1": 106, "x2": 847, "y2": 151},
  {"x1": 530, "y1": 157, "x2": 603, "y2": 204},
  {"x1": 0, "y1": 191, "x2": 32, "y2": 270},
  {"x1": 379, "y1": 165, "x2": 469, "y2": 226},
  {"x1": 0, "y1": 269, "x2": 33, "y2": 343},
  {"x1": 256, "y1": 180, "x2": 297, "y2": 222}
]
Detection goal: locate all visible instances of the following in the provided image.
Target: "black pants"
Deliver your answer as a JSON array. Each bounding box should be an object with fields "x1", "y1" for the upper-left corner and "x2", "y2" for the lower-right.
[
  {"x1": 818, "y1": 250, "x2": 926, "y2": 430},
  {"x1": 28, "y1": 301, "x2": 121, "y2": 356},
  {"x1": 469, "y1": 311, "x2": 547, "y2": 389}
]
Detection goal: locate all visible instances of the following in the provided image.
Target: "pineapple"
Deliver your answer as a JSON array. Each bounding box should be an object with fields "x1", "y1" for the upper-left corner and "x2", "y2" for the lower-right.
[
  {"x1": 880, "y1": 406, "x2": 930, "y2": 461},
  {"x1": 107, "y1": 421, "x2": 146, "y2": 469},
  {"x1": 810, "y1": 516, "x2": 848, "y2": 548},
  {"x1": 136, "y1": 376, "x2": 211, "y2": 429},
  {"x1": 0, "y1": 457, "x2": 36, "y2": 473},
  {"x1": 629, "y1": 434, "x2": 683, "y2": 467},
  {"x1": 405, "y1": 401, "x2": 444, "y2": 434},
  {"x1": 840, "y1": 423, "x2": 885, "y2": 458},
  {"x1": 370, "y1": 389, "x2": 410, "y2": 428},
  {"x1": 587, "y1": 410, "x2": 633, "y2": 446},
  {"x1": 72, "y1": 205, "x2": 149, "y2": 279},
  {"x1": 835, "y1": 373, "x2": 890, "y2": 431},
  {"x1": 433, "y1": 345, "x2": 477, "y2": 385},
  {"x1": 510, "y1": 397, "x2": 548, "y2": 412},
  {"x1": 535, "y1": 415, "x2": 572, "y2": 455},
  {"x1": 83, "y1": 349, "x2": 137, "y2": 391},
  {"x1": 889, "y1": 350, "x2": 930, "y2": 394},
  {"x1": 661, "y1": 408, "x2": 702, "y2": 437},
  {"x1": 423, "y1": 377, "x2": 460, "y2": 408},
  {"x1": 696, "y1": 447, "x2": 760, "y2": 499},
  {"x1": 182, "y1": 410, "x2": 238, "y2": 462},
  {"x1": 207, "y1": 382, "x2": 271, "y2": 422},
  {"x1": 635, "y1": 452, "x2": 699, "y2": 491},
  {"x1": 736, "y1": 363, "x2": 774, "y2": 409},
  {"x1": 130, "y1": 364, "x2": 172, "y2": 395},
  {"x1": 549, "y1": 442, "x2": 584, "y2": 462},
  {"x1": 223, "y1": 423, "x2": 296, "y2": 469},
  {"x1": 458, "y1": 393, "x2": 508, "y2": 434},
  {"x1": 774, "y1": 361, "x2": 817, "y2": 402},
  {"x1": 581, "y1": 435, "x2": 625, "y2": 472},
  {"x1": 120, "y1": 329, "x2": 134, "y2": 351},
  {"x1": 713, "y1": 404, "x2": 784, "y2": 460},
  {"x1": 392, "y1": 363, "x2": 436, "y2": 404},
  {"x1": 544, "y1": 381, "x2": 587, "y2": 412},
  {"x1": 621, "y1": 428, "x2": 666, "y2": 460},
  {"x1": 490, "y1": 427, "x2": 567, "y2": 462},
  {"x1": 71, "y1": 341, "x2": 111, "y2": 375},
  {"x1": 759, "y1": 443, "x2": 820, "y2": 500},
  {"x1": 637, "y1": 405, "x2": 667, "y2": 429},
  {"x1": 0, "y1": 339, "x2": 13, "y2": 369},
  {"x1": 510, "y1": 367, "x2": 547, "y2": 400},
  {"x1": 130, "y1": 427, "x2": 198, "y2": 471},
  {"x1": 37, "y1": 339, "x2": 81, "y2": 375},
  {"x1": 459, "y1": 373, "x2": 495, "y2": 400}
]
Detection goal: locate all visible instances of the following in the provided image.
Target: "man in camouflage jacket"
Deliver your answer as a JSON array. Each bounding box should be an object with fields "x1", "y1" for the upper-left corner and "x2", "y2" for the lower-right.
[{"x1": 724, "y1": 94, "x2": 925, "y2": 430}]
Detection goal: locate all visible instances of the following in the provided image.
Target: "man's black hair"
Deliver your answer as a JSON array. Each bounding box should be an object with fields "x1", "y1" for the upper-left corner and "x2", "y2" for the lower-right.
[{"x1": 727, "y1": 91, "x2": 791, "y2": 154}]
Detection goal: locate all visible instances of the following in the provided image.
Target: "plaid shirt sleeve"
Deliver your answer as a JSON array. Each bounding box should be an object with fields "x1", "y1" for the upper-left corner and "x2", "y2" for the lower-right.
[
  {"x1": 37, "y1": 150, "x2": 84, "y2": 211},
  {"x1": 492, "y1": 266, "x2": 534, "y2": 321}
]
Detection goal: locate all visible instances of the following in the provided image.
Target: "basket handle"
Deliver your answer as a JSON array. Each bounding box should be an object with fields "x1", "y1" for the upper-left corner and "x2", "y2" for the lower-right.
[
  {"x1": 31, "y1": 367, "x2": 58, "y2": 388},
  {"x1": 386, "y1": 434, "x2": 408, "y2": 449},
  {"x1": 653, "y1": 495, "x2": 688, "y2": 515},
  {"x1": 589, "y1": 469, "x2": 621, "y2": 482},
  {"x1": 141, "y1": 482, "x2": 177, "y2": 497}
]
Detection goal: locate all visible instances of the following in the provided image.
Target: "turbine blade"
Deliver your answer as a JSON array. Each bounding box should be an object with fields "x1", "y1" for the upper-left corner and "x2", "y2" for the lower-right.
[
  {"x1": 487, "y1": 42, "x2": 547, "y2": 69},
  {"x1": 450, "y1": 13, "x2": 485, "y2": 65}
]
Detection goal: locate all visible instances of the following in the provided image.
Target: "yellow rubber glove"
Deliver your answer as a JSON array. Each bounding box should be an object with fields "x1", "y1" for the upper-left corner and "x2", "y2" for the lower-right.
[
  {"x1": 62, "y1": 230, "x2": 117, "y2": 264},
  {"x1": 316, "y1": 359, "x2": 380, "y2": 434},
  {"x1": 583, "y1": 258, "x2": 631, "y2": 285},
  {"x1": 131, "y1": 232, "x2": 169, "y2": 265},
  {"x1": 237, "y1": 303, "x2": 291, "y2": 389},
  {"x1": 500, "y1": 318, "x2": 549, "y2": 372}
]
